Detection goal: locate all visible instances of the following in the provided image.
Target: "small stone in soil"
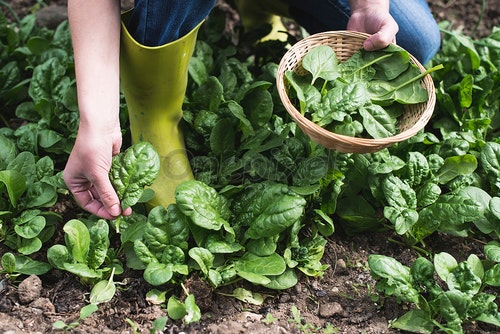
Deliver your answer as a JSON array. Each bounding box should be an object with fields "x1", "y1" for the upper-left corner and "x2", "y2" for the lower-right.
[{"x1": 17, "y1": 275, "x2": 43, "y2": 305}]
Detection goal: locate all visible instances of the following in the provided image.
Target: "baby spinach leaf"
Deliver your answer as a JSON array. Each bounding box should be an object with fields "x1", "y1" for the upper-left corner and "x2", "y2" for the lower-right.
[
  {"x1": 234, "y1": 252, "x2": 286, "y2": 277},
  {"x1": 301, "y1": 45, "x2": 340, "y2": 84},
  {"x1": 63, "y1": 263, "x2": 102, "y2": 280},
  {"x1": 384, "y1": 206, "x2": 419, "y2": 235},
  {"x1": 210, "y1": 118, "x2": 236, "y2": 156},
  {"x1": 225, "y1": 287, "x2": 264, "y2": 305},
  {"x1": 167, "y1": 296, "x2": 187, "y2": 320},
  {"x1": 188, "y1": 247, "x2": 214, "y2": 276},
  {"x1": 183, "y1": 294, "x2": 202, "y2": 324},
  {"x1": 144, "y1": 262, "x2": 173, "y2": 286},
  {"x1": 133, "y1": 240, "x2": 156, "y2": 266},
  {"x1": 239, "y1": 85, "x2": 274, "y2": 128},
  {"x1": 405, "y1": 152, "x2": 430, "y2": 187},
  {"x1": 436, "y1": 154, "x2": 478, "y2": 184},
  {"x1": 382, "y1": 175, "x2": 417, "y2": 209},
  {"x1": 87, "y1": 220, "x2": 110, "y2": 270},
  {"x1": 292, "y1": 156, "x2": 329, "y2": 187},
  {"x1": 331, "y1": 81, "x2": 370, "y2": 111},
  {"x1": 294, "y1": 235, "x2": 329, "y2": 277},
  {"x1": 361, "y1": 45, "x2": 411, "y2": 80},
  {"x1": 284, "y1": 70, "x2": 321, "y2": 114},
  {"x1": 447, "y1": 262, "x2": 482, "y2": 295},
  {"x1": 263, "y1": 268, "x2": 299, "y2": 290},
  {"x1": 368, "y1": 254, "x2": 419, "y2": 304},
  {"x1": 192, "y1": 76, "x2": 223, "y2": 112},
  {"x1": 7, "y1": 151, "x2": 36, "y2": 185},
  {"x1": 339, "y1": 50, "x2": 378, "y2": 82},
  {"x1": 485, "y1": 264, "x2": 500, "y2": 287},
  {"x1": 0, "y1": 170, "x2": 26, "y2": 208},
  {"x1": 389, "y1": 309, "x2": 434, "y2": 334},
  {"x1": 142, "y1": 205, "x2": 190, "y2": 258},
  {"x1": 205, "y1": 234, "x2": 243, "y2": 254},
  {"x1": 12, "y1": 210, "x2": 45, "y2": 239},
  {"x1": 484, "y1": 241, "x2": 500, "y2": 262},
  {"x1": 109, "y1": 142, "x2": 160, "y2": 210},
  {"x1": 416, "y1": 181, "x2": 441, "y2": 207},
  {"x1": 434, "y1": 252, "x2": 459, "y2": 282},
  {"x1": 0, "y1": 135, "x2": 17, "y2": 170},
  {"x1": 245, "y1": 235, "x2": 279, "y2": 256},
  {"x1": 359, "y1": 104, "x2": 396, "y2": 138},
  {"x1": 175, "y1": 180, "x2": 231, "y2": 231},
  {"x1": 89, "y1": 273, "x2": 116, "y2": 305},
  {"x1": 63, "y1": 219, "x2": 90, "y2": 264},
  {"x1": 47, "y1": 244, "x2": 71, "y2": 270},
  {"x1": 235, "y1": 182, "x2": 306, "y2": 240},
  {"x1": 480, "y1": 142, "x2": 500, "y2": 190}
]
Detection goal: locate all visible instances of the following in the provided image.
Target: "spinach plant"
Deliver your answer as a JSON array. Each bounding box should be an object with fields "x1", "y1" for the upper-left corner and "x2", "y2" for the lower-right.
[
  {"x1": 47, "y1": 219, "x2": 123, "y2": 284},
  {"x1": 0, "y1": 134, "x2": 63, "y2": 255},
  {"x1": 368, "y1": 242, "x2": 500, "y2": 333},
  {"x1": 166, "y1": 283, "x2": 201, "y2": 324},
  {"x1": 130, "y1": 205, "x2": 190, "y2": 286},
  {"x1": 1, "y1": 251, "x2": 51, "y2": 278}
]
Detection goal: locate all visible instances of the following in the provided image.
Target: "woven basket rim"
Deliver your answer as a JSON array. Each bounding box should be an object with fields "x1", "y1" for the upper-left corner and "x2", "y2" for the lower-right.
[{"x1": 276, "y1": 30, "x2": 436, "y2": 153}]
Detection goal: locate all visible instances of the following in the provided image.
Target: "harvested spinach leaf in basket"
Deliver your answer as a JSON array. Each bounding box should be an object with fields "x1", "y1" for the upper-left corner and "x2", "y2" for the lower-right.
[{"x1": 285, "y1": 45, "x2": 443, "y2": 138}]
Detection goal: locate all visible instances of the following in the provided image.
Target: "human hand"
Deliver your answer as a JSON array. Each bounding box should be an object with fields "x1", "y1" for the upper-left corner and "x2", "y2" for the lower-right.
[
  {"x1": 63, "y1": 125, "x2": 132, "y2": 219},
  {"x1": 347, "y1": 2, "x2": 399, "y2": 51}
]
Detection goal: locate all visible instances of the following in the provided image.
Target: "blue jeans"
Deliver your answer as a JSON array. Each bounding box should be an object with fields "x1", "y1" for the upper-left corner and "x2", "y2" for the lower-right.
[
  {"x1": 127, "y1": 0, "x2": 217, "y2": 46},
  {"x1": 127, "y1": 0, "x2": 440, "y2": 64},
  {"x1": 287, "y1": 0, "x2": 441, "y2": 64}
]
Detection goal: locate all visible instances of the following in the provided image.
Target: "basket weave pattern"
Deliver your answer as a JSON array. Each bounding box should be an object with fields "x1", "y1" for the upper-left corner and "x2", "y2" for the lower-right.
[{"x1": 276, "y1": 31, "x2": 436, "y2": 153}]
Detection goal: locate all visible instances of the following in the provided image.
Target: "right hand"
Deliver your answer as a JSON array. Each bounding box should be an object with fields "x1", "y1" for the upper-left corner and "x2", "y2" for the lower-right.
[
  {"x1": 347, "y1": 0, "x2": 398, "y2": 51},
  {"x1": 63, "y1": 125, "x2": 132, "y2": 219}
]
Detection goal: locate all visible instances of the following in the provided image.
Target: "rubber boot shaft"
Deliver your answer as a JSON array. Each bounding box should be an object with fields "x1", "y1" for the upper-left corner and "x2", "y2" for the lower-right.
[{"x1": 120, "y1": 11, "x2": 200, "y2": 208}]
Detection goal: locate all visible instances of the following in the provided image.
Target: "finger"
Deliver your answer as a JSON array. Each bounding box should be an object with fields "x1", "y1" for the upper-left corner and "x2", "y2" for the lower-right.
[
  {"x1": 91, "y1": 175, "x2": 122, "y2": 217},
  {"x1": 364, "y1": 21, "x2": 399, "y2": 51},
  {"x1": 71, "y1": 187, "x2": 117, "y2": 220},
  {"x1": 122, "y1": 207, "x2": 133, "y2": 216}
]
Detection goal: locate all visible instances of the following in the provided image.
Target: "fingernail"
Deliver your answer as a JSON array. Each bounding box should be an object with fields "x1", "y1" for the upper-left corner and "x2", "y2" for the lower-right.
[{"x1": 110, "y1": 204, "x2": 121, "y2": 216}]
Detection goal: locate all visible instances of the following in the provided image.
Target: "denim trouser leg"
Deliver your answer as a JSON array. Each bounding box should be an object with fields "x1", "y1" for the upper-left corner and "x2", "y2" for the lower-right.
[
  {"x1": 127, "y1": 0, "x2": 217, "y2": 46},
  {"x1": 287, "y1": 0, "x2": 441, "y2": 64}
]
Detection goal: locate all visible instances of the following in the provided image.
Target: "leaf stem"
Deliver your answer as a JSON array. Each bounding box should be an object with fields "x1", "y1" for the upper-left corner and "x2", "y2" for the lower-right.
[
  {"x1": 380, "y1": 64, "x2": 444, "y2": 97},
  {"x1": 349, "y1": 53, "x2": 393, "y2": 78}
]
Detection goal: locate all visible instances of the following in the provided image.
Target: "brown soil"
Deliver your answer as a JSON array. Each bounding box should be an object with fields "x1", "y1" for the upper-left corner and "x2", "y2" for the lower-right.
[{"x1": 1, "y1": 1, "x2": 499, "y2": 333}]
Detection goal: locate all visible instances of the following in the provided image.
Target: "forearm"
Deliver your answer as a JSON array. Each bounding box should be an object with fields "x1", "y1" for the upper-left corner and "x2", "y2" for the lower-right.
[
  {"x1": 349, "y1": 0, "x2": 390, "y2": 12},
  {"x1": 68, "y1": 0, "x2": 121, "y2": 132}
]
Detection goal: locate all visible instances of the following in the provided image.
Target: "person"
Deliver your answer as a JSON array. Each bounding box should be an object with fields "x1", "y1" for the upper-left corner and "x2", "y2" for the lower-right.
[{"x1": 63, "y1": 0, "x2": 441, "y2": 219}]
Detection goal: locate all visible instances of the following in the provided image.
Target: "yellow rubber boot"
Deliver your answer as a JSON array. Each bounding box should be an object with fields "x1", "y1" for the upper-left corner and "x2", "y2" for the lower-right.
[
  {"x1": 120, "y1": 13, "x2": 201, "y2": 208},
  {"x1": 234, "y1": 0, "x2": 290, "y2": 42}
]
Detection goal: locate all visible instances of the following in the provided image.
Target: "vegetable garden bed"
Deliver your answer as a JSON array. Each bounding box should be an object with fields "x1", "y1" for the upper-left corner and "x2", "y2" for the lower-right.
[{"x1": 1, "y1": 1, "x2": 499, "y2": 333}]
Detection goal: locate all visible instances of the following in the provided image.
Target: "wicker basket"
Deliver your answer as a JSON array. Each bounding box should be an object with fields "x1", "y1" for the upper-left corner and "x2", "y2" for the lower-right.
[{"x1": 276, "y1": 31, "x2": 436, "y2": 153}]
